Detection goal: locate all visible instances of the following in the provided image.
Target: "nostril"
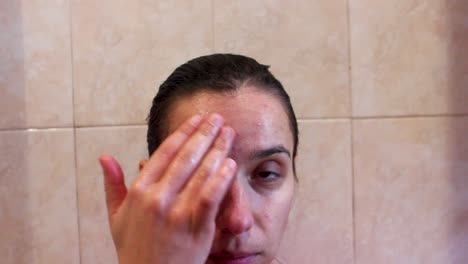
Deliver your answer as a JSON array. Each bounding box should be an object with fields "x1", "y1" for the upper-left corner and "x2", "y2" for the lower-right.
[{"x1": 219, "y1": 212, "x2": 253, "y2": 235}]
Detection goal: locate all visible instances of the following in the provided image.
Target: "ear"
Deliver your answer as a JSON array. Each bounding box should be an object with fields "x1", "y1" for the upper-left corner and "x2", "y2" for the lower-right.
[{"x1": 138, "y1": 159, "x2": 148, "y2": 172}]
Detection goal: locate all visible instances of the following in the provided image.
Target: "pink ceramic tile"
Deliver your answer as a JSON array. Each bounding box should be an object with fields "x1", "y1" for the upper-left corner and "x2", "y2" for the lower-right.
[
  {"x1": 75, "y1": 126, "x2": 147, "y2": 264},
  {"x1": 0, "y1": 129, "x2": 79, "y2": 263},
  {"x1": 350, "y1": 0, "x2": 468, "y2": 116},
  {"x1": 277, "y1": 120, "x2": 354, "y2": 263},
  {"x1": 214, "y1": 0, "x2": 350, "y2": 118},
  {"x1": 0, "y1": 0, "x2": 73, "y2": 129},
  {"x1": 354, "y1": 117, "x2": 468, "y2": 263},
  {"x1": 72, "y1": 0, "x2": 213, "y2": 126}
]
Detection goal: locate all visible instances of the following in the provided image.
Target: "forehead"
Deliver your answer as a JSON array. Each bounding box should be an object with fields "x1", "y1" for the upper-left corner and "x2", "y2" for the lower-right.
[{"x1": 167, "y1": 87, "x2": 294, "y2": 157}]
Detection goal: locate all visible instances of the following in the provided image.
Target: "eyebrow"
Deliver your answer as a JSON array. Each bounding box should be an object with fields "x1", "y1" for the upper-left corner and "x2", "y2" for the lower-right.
[{"x1": 249, "y1": 145, "x2": 291, "y2": 160}]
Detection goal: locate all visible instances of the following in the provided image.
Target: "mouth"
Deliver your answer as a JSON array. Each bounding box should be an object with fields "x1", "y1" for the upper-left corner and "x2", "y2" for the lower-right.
[{"x1": 208, "y1": 252, "x2": 260, "y2": 264}]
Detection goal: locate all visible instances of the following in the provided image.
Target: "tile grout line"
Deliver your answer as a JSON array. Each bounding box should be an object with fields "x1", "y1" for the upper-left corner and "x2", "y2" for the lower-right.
[
  {"x1": 298, "y1": 113, "x2": 468, "y2": 120},
  {"x1": 68, "y1": 0, "x2": 82, "y2": 263},
  {"x1": 75, "y1": 123, "x2": 147, "y2": 128},
  {"x1": 1, "y1": 113, "x2": 467, "y2": 132},
  {"x1": 352, "y1": 113, "x2": 468, "y2": 119},
  {"x1": 0, "y1": 124, "x2": 147, "y2": 132},
  {"x1": 345, "y1": 0, "x2": 357, "y2": 262},
  {"x1": 0, "y1": 127, "x2": 74, "y2": 132},
  {"x1": 350, "y1": 120, "x2": 357, "y2": 264},
  {"x1": 1, "y1": 113, "x2": 468, "y2": 132},
  {"x1": 350, "y1": 118, "x2": 357, "y2": 264}
]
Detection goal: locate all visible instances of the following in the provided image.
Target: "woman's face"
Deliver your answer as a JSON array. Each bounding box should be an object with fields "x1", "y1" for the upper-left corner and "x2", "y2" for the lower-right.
[{"x1": 166, "y1": 86, "x2": 297, "y2": 264}]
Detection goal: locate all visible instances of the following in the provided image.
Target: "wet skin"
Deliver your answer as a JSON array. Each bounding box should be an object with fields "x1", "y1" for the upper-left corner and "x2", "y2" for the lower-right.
[
  {"x1": 100, "y1": 86, "x2": 296, "y2": 264},
  {"x1": 166, "y1": 87, "x2": 297, "y2": 264}
]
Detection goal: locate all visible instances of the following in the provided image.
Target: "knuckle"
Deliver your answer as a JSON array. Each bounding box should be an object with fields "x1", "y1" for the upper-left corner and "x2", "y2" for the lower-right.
[
  {"x1": 177, "y1": 149, "x2": 196, "y2": 165},
  {"x1": 169, "y1": 208, "x2": 187, "y2": 226},
  {"x1": 196, "y1": 163, "x2": 213, "y2": 179},
  {"x1": 199, "y1": 193, "x2": 217, "y2": 210},
  {"x1": 128, "y1": 182, "x2": 145, "y2": 198},
  {"x1": 213, "y1": 138, "x2": 227, "y2": 152},
  {"x1": 156, "y1": 144, "x2": 173, "y2": 159},
  {"x1": 180, "y1": 121, "x2": 196, "y2": 136},
  {"x1": 146, "y1": 192, "x2": 167, "y2": 214},
  {"x1": 212, "y1": 129, "x2": 232, "y2": 153},
  {"x1": 198, "y1": 122, "x2": 218, "y2": 137}
]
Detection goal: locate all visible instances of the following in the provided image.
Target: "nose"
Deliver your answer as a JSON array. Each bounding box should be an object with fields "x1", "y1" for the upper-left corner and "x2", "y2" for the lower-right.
[{"x1": 216, "y1": 177, "x2": 254, "y2": 235}]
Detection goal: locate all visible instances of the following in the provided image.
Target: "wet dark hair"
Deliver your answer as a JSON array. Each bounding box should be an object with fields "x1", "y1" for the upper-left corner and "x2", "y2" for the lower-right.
[{"x1": 147, "y1": 53, "x2": 299, "y2": 172}]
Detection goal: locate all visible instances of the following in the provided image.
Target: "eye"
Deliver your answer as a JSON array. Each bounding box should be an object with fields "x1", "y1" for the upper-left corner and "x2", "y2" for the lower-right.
[
  {"x1": 255, "y1": 170, "x2": 280, "y2": 181},
  {"x1": 252, "y1": 161, "x2": 283, "y2": 184}
]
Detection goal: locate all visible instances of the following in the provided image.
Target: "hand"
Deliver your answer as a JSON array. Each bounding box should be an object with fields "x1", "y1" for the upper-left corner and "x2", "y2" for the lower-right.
[{"x1": 99, "y1": 113, "x2": 236, "y2": 264}]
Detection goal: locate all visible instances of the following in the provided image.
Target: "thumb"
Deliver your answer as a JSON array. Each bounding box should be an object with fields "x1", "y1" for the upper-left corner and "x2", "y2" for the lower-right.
[{"x1": 99, "y1": 154, "x2": 128, "y2": 219}]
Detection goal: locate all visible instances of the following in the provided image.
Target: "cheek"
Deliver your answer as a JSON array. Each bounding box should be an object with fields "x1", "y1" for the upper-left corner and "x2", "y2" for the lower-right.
[
  {"x1": 252, "y1": 185, "x2": 295, "y2": 260},
  {"x1": 255, "y1": 182, "x2": 296, "y2": 238}
]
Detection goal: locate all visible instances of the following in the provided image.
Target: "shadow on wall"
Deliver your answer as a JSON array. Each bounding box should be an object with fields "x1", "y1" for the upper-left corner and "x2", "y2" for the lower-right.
[
  {"x1": 0, "y1": 1, "x2": 30, "y2": 263},
  {"x1": 0, "y1": 0, "x2": 25, "y2": 129},
  {"x1": 447, "y1": 1, "x2": 468, "y2": 263}
]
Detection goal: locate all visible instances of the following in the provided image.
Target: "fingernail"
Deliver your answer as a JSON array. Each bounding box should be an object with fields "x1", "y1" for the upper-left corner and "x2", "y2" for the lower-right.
[
  {"x1": 209, "y1": 113, "x2": 223, "y2": 127},
  {"x1": 225, "y1": 158, "x2": 236, "y2": 170},
  {"x1": 190, "y1": 114, "x2": 202, "y2": 126}
]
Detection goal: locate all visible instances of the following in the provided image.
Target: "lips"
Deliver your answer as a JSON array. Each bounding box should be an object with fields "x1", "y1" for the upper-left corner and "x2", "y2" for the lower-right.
[{"x1": 208, "y1": 252, "x2": 259, "y2": 264}]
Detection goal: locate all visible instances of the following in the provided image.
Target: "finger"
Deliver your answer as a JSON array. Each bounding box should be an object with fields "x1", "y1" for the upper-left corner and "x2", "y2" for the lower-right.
[
  {"x1": 181, "y1": 126, "x2": 235, "y2": 201},
  {"x1": 194, "y1": 158, "x2": 237, "y2": 232},
  {"x1": 135, "y1": 114, "x2": 202, "y2": 187},
  {"x1": 158, "y1": 113, "x2": 224, "y2": 195},
  {"x1": 99, "y1": 154, "x2": 128, "y2": 219}
]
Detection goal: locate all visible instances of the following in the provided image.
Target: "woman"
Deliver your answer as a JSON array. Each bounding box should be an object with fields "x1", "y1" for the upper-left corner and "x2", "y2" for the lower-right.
[{"x1": 99, "y1": 54, "x2": 299, "y2": 264}]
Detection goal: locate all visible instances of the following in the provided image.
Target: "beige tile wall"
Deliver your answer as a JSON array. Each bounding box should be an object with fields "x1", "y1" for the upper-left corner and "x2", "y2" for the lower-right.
[{"x1": 1, "y1": 0, "x2": 467, "y2": 263}]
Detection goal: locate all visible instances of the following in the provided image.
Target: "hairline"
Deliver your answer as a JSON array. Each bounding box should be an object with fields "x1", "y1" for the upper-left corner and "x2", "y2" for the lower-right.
[{"x1": 157, "y1": 84, "x2": 296, "y2": 154}]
